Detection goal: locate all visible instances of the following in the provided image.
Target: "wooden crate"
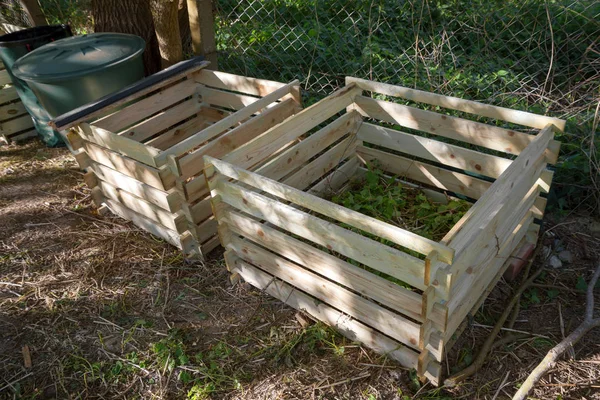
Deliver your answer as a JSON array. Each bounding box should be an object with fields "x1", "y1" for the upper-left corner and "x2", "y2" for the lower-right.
[
  {"x1": 203, "y1": 78, "x2": 565, "y2": 385},
  {"x1": 0, "y1": 61, "x2": 36, "y2": 144},
  {"x1": 58, "y1": 60, "x2": 302, "y2": 257}
]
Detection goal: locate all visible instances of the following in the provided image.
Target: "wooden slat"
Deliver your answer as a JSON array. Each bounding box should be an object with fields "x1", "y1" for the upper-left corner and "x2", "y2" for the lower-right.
[
  {"x1": 358, "y1": 122, "x2": 512, "y2": 179},
  {"x1": 346, "y1": 77, "x2": 566, "y2": 131},
  {"x1": 94, "y1": 79, "x2": 200, "y2": 132},
  {"x1": 222, "y1": 84, "x2": 361, "y2": 171},
  {"x1": 214, "y1": 179, "x2": 427, "y2": 289},
  {"x1": 223, "y1": 209, "x2": 442, "y2": 324},
  {"x1": 208, "y1": 156, "x2": 454, "y2": 263},
  {"x1": 117, "y1": 97, "x2": 202, "y2": 142},
  {"x1": 91, "y1": 189, "x2": 182, "y2": 248},
  {"x1": 201, "y1": 86, "x2": 261, "y2": 110},
  {"x1": 195, "y1": 216, "x2": 218, "y2": 243},
  {"x1": 228, "y1": 234, "x2": 422, "y2": 349},
  {"x1": 0, "y1": 128, "x2": 36, "y2": 144},
  {"x1": 309, "y1": 156, "x2": 360, "y2": 197},
  {"x1": 355, "y1": 96, "x2": 557, "y2": 160},
  {"x1": 77, "y1": 123, "x2": 161, "y2": 167},
  {"x1": 92, "y1": 186, "x2": 186, "y2": 233},
  {"x1": 178, "y1": 98, "x2": 299, "y2": 178},
  {"x1": 85, "y1": 161, "x2": 180, "y2": 212},
  {"x1": 0, "y1": 114, "x2": 33, "y2": 134},
  {"x1": 52, "y1": 61, "x2": 210, "y2": 131},
  {"x1": 442, "y1": 125, "x2": 555, "y2": 248},
  {"x1": 256, "y1": 111, "x2": 361, "y2": 183},
  {"x1": 191, "y1": 197, "x2": 213, "y2": 225},
  {"x1": 200, "y1": 234, "x2": 221, "y2": 254},
  {"x1": 230, "y1": 256, "x2": 419, "y2": 369},
  {"x1": 145, "y1": 115, "x2": 210, "y2": 150},
  {"x1": 282, "y1": 136, "x2": 357, "y2": 190},
  {"x1": 0, "y1": 87, "x2": 20, "y2": 106},
  {"x1": 0, "y1": 69, "x2": 11, "y2": 86},
  {"x1": 444, "y1": 212, "x2": 533, "y2": 339},
  {"x1": 0, "y1": 101, "x2": 27, "y2": 121},
  {"x1": 357, "y1": 145, "x2": 491, "y2": 200},
  {"x1": 195, "y1": 69, "x2": 289, "y2": 97},
  {"x1": 156, "y1": 80, "x2": 299, "y2": 162},
  {"x1": 80, "y1": 140, "x2": 174, "y2": 190}
]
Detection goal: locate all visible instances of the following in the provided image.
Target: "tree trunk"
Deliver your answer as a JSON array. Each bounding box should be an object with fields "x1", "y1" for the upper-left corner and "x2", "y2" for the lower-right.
[
  {"x1": 92, "y1": 0, "x2": 161, "y2": 76},
  {"x1": 150, "y1": 0, "x2": 183, "y2": 69},
  {"x1": 178, "y1": 0, "x2": 192, "y2": 55},
  {"x1": 20, "y1": 0, "x2": 47, "y2": 26}
]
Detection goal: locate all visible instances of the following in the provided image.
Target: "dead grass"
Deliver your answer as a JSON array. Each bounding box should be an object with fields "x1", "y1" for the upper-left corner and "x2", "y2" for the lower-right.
[{"x1": 1, "y1": 139, "x2": 599, "y2": 399}]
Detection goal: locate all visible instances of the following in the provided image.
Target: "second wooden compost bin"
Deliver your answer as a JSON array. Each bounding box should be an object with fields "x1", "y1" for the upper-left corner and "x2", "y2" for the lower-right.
[
  {"x1": 0, "y1": 60, "x2": 36, "y2": 144},
  {"x1": 204, "y1": 78, "x2": 565, "y2": 385},
  {"x1": 53, "y1": 59, "x2": 301, "y2": 257}
]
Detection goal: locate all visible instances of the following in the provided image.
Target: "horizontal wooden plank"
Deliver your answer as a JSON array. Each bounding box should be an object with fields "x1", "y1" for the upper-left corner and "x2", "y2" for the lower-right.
[
  {"x1": 222, "y1": 84, "x2": 361, "y2": 171},
  {"x1": 281, "y1": 137, "x2": 357, "y2": 191},
  {"x1": 77, "y1": 123, "x2": 161, "y2": 167},
  {"x1": 208, "y1": 156, "x2": 454, "y2": 263},
  {"x1": 0, "y1": 69, "x2": 11, "y2": 86},
  {"x1": 145, "y1": 115, "x2": 210, "y2": 151},
  {"x1": 309, "y1": 156, "x2": 360, "y2": 197},
  {"x1": 195, "y1": 216, "x2": 218, "y2": 244},
  {"x1": 346, "y1": 77, "x2": 566, "y2": 131},
  {"x1": 117, "y1": 97, "x2": 203, "y2": 142},
  {"x1": 0, "y1": 128, "x2": 36, "y2": 144},
  {"x1": 0, "y1": 114, "x2": 33, "y2": 134},
  {"x1": 442, "y1": 125, "x2": 554, "y2": 248},
  {"x1": 355, "y1": 96, "x2": 537, "y2": 157},
  {"x1": 91, "y1": 189, "x2": 182, "y2": 248},
  {"x1": 81, "y1": 140, "x2": 174, "y2": 190},
  {"x1": 195, "y1": 69, "x2": 289, "y2": 97},
  {"x1": 357, "y1": 145, "x2": 491, "y2": 200},
  {"x1": 52, "y1": 61, "x2": 210, "y2": 131},
  {"x1": 228, "y1": 234, "x2": 422, "y2": 349},
  {"x1": 156, "y1": 79, "x2": 299, "y2": 162},
  {"x1": 214, "y1": 179, "x2": 427, "y2": 289},
  {"x1": 84, "y1": 161, "x2": 180, "y2": 212},
  {"x1": 201, "y1": 86, "x2": 261, "y2": 110},
  {"x1": 223, "y1": 209, "x2": 440, "y2": 324},
  {"x1": 358, "y1": 122, "x2": 512, "y2": 179},
  {"x1": 444, "y1": 212, "x2": 533, "y2": 339},
  {"x1": 94, "y1": 79, "x2": 200, "y2": 133},
  {"x1": 200, "y1": 234, "x2": 221, "y2": 253},
  {"x1": 230, "y1": 256, "x2": 419, "y2": 369},
  {"x1": 256, "y1": 111, "x2": 361, "y2": 183},
  {"x1": 0, "y1": 86, "x2": 19, "y2": 105},
  {"x1": 0, "y1": 101, "x2": 27, "y2": 121},
  {"x1": 92, "y1": 185, "x2": 186, "y2": 233},
  {"x1": 178, "y1": 98, "x2": 300, "y2": 178},
  {"x1": 190, "y1": 197, "x2": 212, "y2": 225}
]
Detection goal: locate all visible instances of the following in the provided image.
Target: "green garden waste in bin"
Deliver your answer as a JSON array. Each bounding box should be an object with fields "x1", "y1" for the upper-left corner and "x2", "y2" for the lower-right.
[
  {"x1": 0, "y1": 25, "x2": 72, "y2": 146},
  {"x1": 12, "y1": 33, "x2": 145, "y2": 127}
]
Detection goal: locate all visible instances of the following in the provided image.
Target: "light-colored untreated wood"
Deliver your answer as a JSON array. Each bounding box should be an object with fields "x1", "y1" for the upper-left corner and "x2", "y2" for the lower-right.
[
  {"x1": 346, "y1": 77, "x2": 566, "y2": 131},
  {"x1": 204, "y1": 78, "x2": 559, "y2": 386},
  {"x1": 213, "y1": 179, "x2": 427, "y2": 289}
]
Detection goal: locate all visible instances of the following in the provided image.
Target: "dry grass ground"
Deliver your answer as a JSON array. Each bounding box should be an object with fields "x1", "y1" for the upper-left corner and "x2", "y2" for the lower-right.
[{"x1": 1, "y1": 139, "x2": 599, "y2": 400}]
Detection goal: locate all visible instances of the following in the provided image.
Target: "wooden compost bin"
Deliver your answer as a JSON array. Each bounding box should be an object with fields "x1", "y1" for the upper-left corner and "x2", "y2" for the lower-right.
[
  {"x1": 54, "y1": 60, "x2": 301, "y2": 258},
  {"x1": 204, "y1": 78, "x2": 565, "y2": 385},
  {"x1": 0, "y1": 60, "x2": 36, "y2": 144}
]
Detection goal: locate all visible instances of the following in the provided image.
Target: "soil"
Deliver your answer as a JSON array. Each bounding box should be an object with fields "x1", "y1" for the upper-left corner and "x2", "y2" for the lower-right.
[{"x1": 1, "y1": 139, "x2": 599, "y2": 399}]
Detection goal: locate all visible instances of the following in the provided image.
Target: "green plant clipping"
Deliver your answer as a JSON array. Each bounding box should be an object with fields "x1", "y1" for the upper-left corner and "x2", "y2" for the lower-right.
[{"x1": 331, "y1": 167, "x2": 470, "y2": 242}]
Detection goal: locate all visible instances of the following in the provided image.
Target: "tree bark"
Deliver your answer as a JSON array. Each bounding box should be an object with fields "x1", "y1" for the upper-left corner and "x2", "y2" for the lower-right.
[
  {"x1": 178, "y1": 0, "x2": 192, "y2": 55},
  {"x1": 150, "y1": 0, "x2": 183, "y2": 68},
  {"x1": 92, "y1": 0, "x2": 161, "y2": 76},
  {"x1": 20, "y1": 0, "x2": 47, "y2": 26}
]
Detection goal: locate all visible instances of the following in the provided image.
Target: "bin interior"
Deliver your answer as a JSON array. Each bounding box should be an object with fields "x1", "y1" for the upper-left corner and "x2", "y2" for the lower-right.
[{"x1": 203, "y1": 77, "x2": 564, "y2": 385}]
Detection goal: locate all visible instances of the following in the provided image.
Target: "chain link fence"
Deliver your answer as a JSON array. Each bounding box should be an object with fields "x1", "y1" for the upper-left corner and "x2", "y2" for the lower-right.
[
  {"x1": 215, "y1": 0, "x2": 599, "y2": 211},
  {"x1": 1, "y1": 0, "x2": 598, "y2": 209}
]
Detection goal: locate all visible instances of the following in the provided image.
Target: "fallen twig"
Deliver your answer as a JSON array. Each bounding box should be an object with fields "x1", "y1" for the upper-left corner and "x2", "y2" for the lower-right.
[
  {"x1": 444, "y1": 240, "x2": 545, "y2": 387},
  {"x1": 512, "y1": 261, "x2": 600, "y2": 400}
]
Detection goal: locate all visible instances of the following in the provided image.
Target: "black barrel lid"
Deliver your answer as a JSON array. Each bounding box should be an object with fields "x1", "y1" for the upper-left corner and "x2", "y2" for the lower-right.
[{"x1": 12, "y1": 33, "x2": 145, "y2": 82}]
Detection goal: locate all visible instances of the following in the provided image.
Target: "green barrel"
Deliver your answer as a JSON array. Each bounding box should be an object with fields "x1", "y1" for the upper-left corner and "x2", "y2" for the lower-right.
[
  {"x1": 12, "y1": 33, "x2": 145, "y2": 123},
  {"x1": 0, "y1": 25, "x2": 72, "y2": 146}
]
